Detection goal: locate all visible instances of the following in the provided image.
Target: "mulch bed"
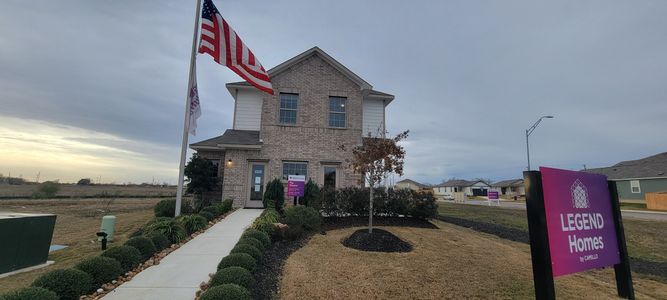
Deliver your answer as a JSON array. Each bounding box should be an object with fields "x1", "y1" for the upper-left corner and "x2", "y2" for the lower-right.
[
  {"x1": 435, "y1": 214, "x2": 667, "y2": 282},
  {"x1": 342, "y1": 228, "x2": 413, "y2": 253},
  {"x1": 251, "y1": 236, "x2": 313, "y2": 300}
]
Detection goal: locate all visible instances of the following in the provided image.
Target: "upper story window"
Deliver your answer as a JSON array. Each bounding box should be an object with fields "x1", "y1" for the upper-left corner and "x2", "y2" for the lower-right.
[
  {"x1": 282, "y1": 162, "x2": 308, "y2": 180},
  {"x1": 329, "y1": 96, "x2": 346, "y2": 128},
  {"x1": 207, "y1": 159, "x2": 220, "y2": 177},
  {"x1": 279, "y1": 93, "x2": 298, "y2": 124},
  {"x1": 630, "y1": 180, "x2": 641, "y2": 193}
]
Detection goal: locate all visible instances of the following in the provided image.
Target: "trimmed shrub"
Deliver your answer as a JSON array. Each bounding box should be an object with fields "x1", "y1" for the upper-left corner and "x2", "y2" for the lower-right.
[
  {"x1": 237, "y1": 237, "x2": 265, "y2": 252},
  {"x1": 101, "y1": 246, "x2": 142, "y2": 272},
  {"x1": 198, "y1": 211, "x2": 215, "y2": 222},
  {"x1": 31, "y1": 269, "x2": 92, "y2": 300},
  {"x1": 201, "y1": 206, "x2": 220, "y2": 217},
  {"x1": 124, "y1": 236, "x2": 157, "y2": 260},
  {"x1": 241, "y1": 229, "x2": 271, "y2": 249},
  {"x1": 283, "y1": 206, "x2": 321, "y2": 231},
  {"x1": 154, "y1": 199, "x2": 193, "y2": 218},
  {"x1": 200, "y1": 284, "x2": 251, "y2": 300},
  {"x1": 210, "y1": 267, "x2": 255, "y2": 289},
  {"x1": 217, "y1": 198, "x2": 233, "y2": 215},
  {"x1": 263, "y1": 178, "x2": 284, "y2": 211},
  {"x1": 1, "y1": 287, "x2": 57, "y2": 300},
  {"x1": 217, "y1": 253, "x2": 256, "y2": 272},
  {"x1": 230, "y1": 244, "x2": 262, "y2": 260},
  {"x1": 284, "y1": 225, "x2": 305, "y2": 241},
  {"x1": 177, "y1": 214, "x2": 208, "y2": 234},
  {"x1": 144, "y1": 218, "x2": 187, "y2": 244},
  {"x1": 75, "y1": 256, "x2": 123, "y2": 288},
  {"x1": 409, "y1": 190, "x2": 438, "y2": 219},
  {"x1": 146, "y1": 231, "x2": 171, "y2": 251},
  {"x1": 301, "y1": 179, "x2": 320, "y2": 207}
]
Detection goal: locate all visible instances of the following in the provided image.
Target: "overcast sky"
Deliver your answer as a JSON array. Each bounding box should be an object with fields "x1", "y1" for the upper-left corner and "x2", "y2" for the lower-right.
[{"x1": 1, "y1": 0, "x2": 666, "y2": 184}]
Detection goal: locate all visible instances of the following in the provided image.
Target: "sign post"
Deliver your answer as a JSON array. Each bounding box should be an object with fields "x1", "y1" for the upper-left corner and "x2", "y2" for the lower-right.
[
  {"x1": 524, "y1": 167, "x2": 634, "y2": 299},
  {"x1": 488, "y1": 191, "x2": 500, "y2": 206}
]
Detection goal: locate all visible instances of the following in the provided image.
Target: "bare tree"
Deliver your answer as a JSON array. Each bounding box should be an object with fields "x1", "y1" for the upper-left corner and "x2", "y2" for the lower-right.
[{"x1": 343, "y1": 130, "x2": 409, "y2": 233}]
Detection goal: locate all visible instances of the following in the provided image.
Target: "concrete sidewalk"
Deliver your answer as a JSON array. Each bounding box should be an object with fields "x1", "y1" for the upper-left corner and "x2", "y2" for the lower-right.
[{"x1": 103, "y1": 209, "x2": 263, "y2": 300}]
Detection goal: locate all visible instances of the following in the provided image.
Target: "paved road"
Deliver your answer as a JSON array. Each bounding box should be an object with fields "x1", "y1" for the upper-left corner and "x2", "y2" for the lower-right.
[{"x1": 441, "y1": 199, "x2": 667, "y2": 222}]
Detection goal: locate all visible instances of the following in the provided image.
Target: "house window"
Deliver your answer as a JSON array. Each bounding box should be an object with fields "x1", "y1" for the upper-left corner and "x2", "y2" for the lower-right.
[
  {"x1": 630, "y1": 180, "x2": 641, "y2": 194},
  {"x1": 279, "y1": 93, "x2": 298, "y2": 124},
  {"x1": 207, "y1": 159, "x2": 220, "y2": 177},
  {"x1": 282, "y1": 162, "x2": 308, "y2": 180},
  {"x1": 329, "y1": 96, "x2": 346, "y2": 128},
  {"x1": 323, "y1": 166, "x2": 337, "y2": 188}
]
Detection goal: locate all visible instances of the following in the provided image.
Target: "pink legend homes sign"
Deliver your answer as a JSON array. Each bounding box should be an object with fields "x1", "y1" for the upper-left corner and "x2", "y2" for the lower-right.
[
  {"x1": 287, "y1": 175, "x2": 305, "y2": 197},
  {"x1": 540, "y1": 167, "x2": 621, "y2": 277}
]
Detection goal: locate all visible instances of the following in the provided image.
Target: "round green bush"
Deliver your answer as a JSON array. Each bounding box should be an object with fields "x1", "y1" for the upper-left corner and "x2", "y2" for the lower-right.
[
  {"x1": 1, "y1": 287, "x2": 57, "y2": 300},
  {"x1": 200, "y1": 206, "x2": 220, "y2": 217},
  {"x1": 146, "y1": 231, "x2": 171, "y2": 251},
  {"x1": 230, "y1": 244, "x2": 262, "y2": 260},
  {"x1": 210, "y1": 267, "x2": 255, "y2": 289},
  {"x1": 283, "y1": 206, "x2": 321, "y2": 231},
  {"x1": 237, "y1": 237, "x2": 265, "y2": 252},
  {"x1": 31, "y1": 269, "x2": 92, "y2": 300},
  {"x1": 101, "y1": 246, "x2": 142, "y2": 272},
  {"x1": 200, "y1": 284, "x2": 251, "y2": 300},
  {"x1": 177, "y1": 214, "x2": 208, "y2": 234},
  {"x1": 198, "y1": 211, "x2": 215, "y2": 222},
  {"x1": 144, "y1": 218, "x2": 187, "y2": 244},
  {"x1": 241, "y1": 229, "x2": 271, "y2": 249},
  {"x1": 75, "y1": 256, "x2": 123, "y2": 288},
  {"x1": 154, "y1": 199, "x2": 194, "y2": 217},
  {"x1": 217, "y1": 253, "x2": 256, "y2": 272},
  {"x1": 217, "y1": 199, "x2": 233, "y2": 215},
  {"x1": 124, "y1": 236, "x2": 157, "y2": 260}
]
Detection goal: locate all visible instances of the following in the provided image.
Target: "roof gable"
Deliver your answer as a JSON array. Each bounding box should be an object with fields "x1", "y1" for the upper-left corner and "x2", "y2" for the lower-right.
[{"x1": 584, "y1": 152, "x2": 667, "y2": 179}]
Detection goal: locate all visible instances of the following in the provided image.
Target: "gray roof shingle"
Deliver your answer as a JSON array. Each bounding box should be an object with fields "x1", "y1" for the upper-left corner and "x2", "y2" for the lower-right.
[
  {"x1": 190, "y1": 129, "x2": 261, "y2": 148},
  {"x1": 583, "y1": 152, "x2": 667, "y2": 180}
]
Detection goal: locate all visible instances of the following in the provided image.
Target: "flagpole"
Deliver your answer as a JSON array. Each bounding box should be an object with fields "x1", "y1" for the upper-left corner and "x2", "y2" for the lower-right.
[{"x1": 175, "y1": 0, "x2": 203, "y2": 217}]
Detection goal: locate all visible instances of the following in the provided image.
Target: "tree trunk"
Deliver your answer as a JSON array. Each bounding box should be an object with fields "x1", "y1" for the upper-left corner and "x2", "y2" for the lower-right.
[{"x1": 368, "y1": 182, "x2": 374, "y2": 234}]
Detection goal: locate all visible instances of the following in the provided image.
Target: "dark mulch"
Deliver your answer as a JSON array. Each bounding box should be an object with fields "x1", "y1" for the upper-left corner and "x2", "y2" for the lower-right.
[
  {"x1": 323, "y1": 216, "x2": 438, "y2": 231},
  {"x1": 435, "y1": 214, "x2": 667, "y2": 282},
  {"x1": 342, "y1": 228, "x2": 413, "y2": 253},
  {"x1": 251, "y1": 235, "x2": 313, "y2": 300}
]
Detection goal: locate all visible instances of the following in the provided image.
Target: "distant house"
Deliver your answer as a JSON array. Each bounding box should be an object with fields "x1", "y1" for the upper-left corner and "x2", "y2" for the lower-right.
[
  {"x1": 433, "y1": 179, "x2": 490, "y2": 198},
  {"x1": 491, "y1": 179, "x2": 525, "y2": 198},
  {"x1": 583, "y1": 152, "x2": 667, "y2": 202},
  {"x1": 394, "y1": 179, "x2": 426, "y2": 191}
]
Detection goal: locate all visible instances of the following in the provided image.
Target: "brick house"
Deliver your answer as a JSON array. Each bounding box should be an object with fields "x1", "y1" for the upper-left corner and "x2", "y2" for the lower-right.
[{"x1": 190, "y1": 47, "x2": 394, "y2": 208}]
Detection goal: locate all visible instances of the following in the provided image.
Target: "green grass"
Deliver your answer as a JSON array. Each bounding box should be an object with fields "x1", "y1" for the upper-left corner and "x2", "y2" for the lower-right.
[
  {"x1": 438, "y1": 202, "x2": 667, "y2": 263},
  {"x1": 620, "y1": 202, "x2": 648, "y2": 210}
]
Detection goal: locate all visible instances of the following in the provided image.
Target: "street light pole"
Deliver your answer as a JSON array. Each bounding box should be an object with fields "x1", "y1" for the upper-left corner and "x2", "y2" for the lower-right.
[{"x1": 525, "y1": 115, "x2": 554, "y2": 171}]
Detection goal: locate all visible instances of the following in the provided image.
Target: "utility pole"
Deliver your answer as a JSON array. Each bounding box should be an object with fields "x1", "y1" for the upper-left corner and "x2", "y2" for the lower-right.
[{"x1": 525, "y1": 115, "x2": 554, "y2": 171}]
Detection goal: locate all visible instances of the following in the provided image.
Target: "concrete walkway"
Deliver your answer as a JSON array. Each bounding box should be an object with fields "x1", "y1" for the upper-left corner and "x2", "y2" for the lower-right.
[{"x1": 104, "y1": 209, "x2": 263, "y2": 300}]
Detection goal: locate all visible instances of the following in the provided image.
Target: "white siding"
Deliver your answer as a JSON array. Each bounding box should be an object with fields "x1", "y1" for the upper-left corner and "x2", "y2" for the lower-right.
[
  {"x1": 233, "y1": 90, "x2": 262, "y2": 130},
  {"x1": 362, "y1": 99, "x2": 384, "y2": 136}
]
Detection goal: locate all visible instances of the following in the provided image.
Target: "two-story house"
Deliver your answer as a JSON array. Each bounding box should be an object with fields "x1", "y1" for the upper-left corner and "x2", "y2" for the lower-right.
[{"x1": 190, "y1": 47, "x2": 394, "y2": 208}]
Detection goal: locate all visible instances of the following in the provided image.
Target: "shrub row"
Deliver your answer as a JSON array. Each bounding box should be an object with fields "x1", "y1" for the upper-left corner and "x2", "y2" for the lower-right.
[
  {"x1": 250, "y1": 208, "x2": 280, "y2": 238},
  {"x1": 202, "y1": 229, "x2": 272, "y2": 300},
  {"x1": 311, "y1": 187, "x2": 437, "y2": 219},
  {"x1": 2, "y1": 198, "x2": 236, "y2": 300}
]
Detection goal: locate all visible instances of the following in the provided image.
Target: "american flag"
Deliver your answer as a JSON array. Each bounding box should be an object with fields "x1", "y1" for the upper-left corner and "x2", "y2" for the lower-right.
[{"x1": 198, "y1": 0, "x2": 273, "y2": 94}]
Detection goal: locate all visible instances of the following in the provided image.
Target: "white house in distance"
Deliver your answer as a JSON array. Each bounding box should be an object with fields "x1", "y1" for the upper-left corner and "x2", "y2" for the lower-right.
[
  {"x1": 490, "y1": 179, "x2": 525, "y2": 199},
  {"x1": 433, "y1": 179, "x2": 491, "y2": 199},
  {"x1": 394, "y1": 179, "x2": 427, "y2": 191}
]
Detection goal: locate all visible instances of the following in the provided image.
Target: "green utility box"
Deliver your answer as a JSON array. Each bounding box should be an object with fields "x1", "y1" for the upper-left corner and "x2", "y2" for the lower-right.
[
  {"x1": 99, "y1": 215, "x2": 116, "y2": 242},
  {"x1": 0, "y1": 213, "x2": 57, "y2": 274}
]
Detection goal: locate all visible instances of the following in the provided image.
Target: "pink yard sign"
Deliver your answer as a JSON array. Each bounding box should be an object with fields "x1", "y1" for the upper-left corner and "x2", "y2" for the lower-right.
[
  {"x1": 540, "y1": 167, "x2": 620, "y2": 277},
  {"x1": 287, "y1": 175, "x2": 305, "y2": 197},
  {"x1": 488, "y1": 191, "x2": 499, "y2": 200}
]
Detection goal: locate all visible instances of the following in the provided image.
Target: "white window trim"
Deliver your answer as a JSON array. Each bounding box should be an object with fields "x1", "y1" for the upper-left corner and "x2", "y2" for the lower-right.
[{"x1": 630, "y1": 180, "x2": 641, "y2": 194}]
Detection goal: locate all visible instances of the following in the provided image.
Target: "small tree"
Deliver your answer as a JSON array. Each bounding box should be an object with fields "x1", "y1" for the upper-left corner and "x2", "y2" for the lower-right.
[
  {"x1": 33, "y1": 181, "x2": 60, "y2": 198},
  {"x1": 301, "y1": 179, "x2": 320, "y2": 207},
  {"x1": 184, "y1": 153, "x2": 219, "y2": 210},
  {"x1": 344, "y1": 130, "x2": 409, "y2": 233},
  {"x1": 263, "y1": 178, "x2": 285, "y2": 211}
]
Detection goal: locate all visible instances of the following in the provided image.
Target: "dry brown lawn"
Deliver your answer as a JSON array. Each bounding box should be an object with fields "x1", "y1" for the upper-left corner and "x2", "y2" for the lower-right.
[
  {"x1": 280, "y1": 221, "x2": 667, "y2": 300},
  {"x1": 0, "y1": 198, "x2": 160, "y2": 293},
  {"x1": 0, "y1": 184, "x2": 175, "y2": 198}
]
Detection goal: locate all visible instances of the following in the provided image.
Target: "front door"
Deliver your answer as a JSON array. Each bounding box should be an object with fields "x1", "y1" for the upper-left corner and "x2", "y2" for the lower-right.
[{"x1": 247, "y1": 163, "x2": 266, "y2": 208}]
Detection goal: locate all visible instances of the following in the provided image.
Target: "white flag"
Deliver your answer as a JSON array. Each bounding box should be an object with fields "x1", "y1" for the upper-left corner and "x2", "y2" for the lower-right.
[{"x1": 188, "y1": 63, "x2": 201, "y2": 136}]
